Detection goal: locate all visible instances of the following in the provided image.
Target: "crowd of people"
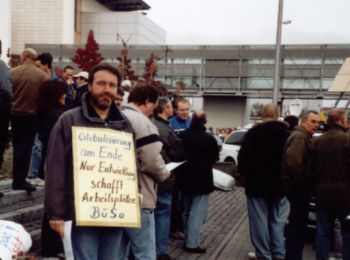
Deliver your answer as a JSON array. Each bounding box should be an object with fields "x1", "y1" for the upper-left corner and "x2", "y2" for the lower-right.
[
  {"x1": 2, "y1": 47, "x2": 350, "y2": 260},
  {"x1": 0, "y1": 48, "x2": 220, "y2": 260},
  {"x1": 238, "y1": 104, "x2": 350, "y2": 260}
]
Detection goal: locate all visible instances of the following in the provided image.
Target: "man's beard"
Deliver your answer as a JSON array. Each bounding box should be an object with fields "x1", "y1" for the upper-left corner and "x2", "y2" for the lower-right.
[{"x1": 90, "y1": 93, "x2": 113, "y2": 111}]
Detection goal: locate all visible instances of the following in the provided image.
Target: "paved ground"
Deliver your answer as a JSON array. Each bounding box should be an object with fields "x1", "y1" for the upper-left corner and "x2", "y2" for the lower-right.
[
  {"x1": 0, "y1": 146, "x2": 12, "y2": 179},
  {"x1": 167, "y1": 187, "x2": 320, "y2": 260},
  {"x1": 168, "y1": 188, "x2": 250, "y2": 260},
  {"x1": 1, "y1": 147, "x2": 340, "y2": 259}
]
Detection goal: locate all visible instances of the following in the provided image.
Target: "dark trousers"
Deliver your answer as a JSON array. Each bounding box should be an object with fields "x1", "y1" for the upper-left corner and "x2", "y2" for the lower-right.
[
  {"x1": 11, "y1": 114, "x2": 38, "y2": 185},
  {"x1": 41, "y1": 213, "x2": 64, "y2": 257},
  {"x1": 285, "y1": 183, "x2": 311, "y2": 260},
  {"x1": 316, "y1": 210, "x2": 350, "y2": 260},
  {"x1": 170, "y1": 186, "x2": 184, "y2": 232},
  {"x1": 0, "y1": 109, "x2": 11, "y2": 170}
]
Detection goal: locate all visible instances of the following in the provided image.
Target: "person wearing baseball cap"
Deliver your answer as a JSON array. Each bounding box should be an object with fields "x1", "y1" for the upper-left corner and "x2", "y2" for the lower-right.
[{"x1": 72, "y1": 71, "x2": 89, "y2": 107}]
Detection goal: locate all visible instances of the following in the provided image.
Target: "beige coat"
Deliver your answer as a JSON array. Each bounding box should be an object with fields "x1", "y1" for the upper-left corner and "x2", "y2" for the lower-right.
[
  {"x1": 122, "y1": 103, "x2": 168, "y2": 209},
  {"x1": 11, "y1": 60, "x2": 48, "y2": 116}
]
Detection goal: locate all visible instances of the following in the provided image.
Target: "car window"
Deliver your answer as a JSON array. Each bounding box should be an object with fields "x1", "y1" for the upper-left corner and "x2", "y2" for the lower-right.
[{"x1": 225, "y1": 131, "x2": 246, "y2": 145}]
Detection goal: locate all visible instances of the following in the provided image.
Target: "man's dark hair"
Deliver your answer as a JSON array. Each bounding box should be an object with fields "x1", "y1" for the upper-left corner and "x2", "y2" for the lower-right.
[
  {"x1": 88, "y1": 63, "x2": 121, "y2": 87},
  {"x1": 37, "y1": 52, "x2": 53, "y2": 69},
  {"x1": 38, "y1": 80, "x2": 68, "y2": 114},
  {"x1": 284, "y1": 115, "x2": 299, "y2": 131},
  {"x1": 327, "y1": 109, "x2": 346, "y2": 127},
  {"x1": 63, "y1": 65, "x2": 74, "y2": 72},
  {"x1": 154, "y1": 96, "x2": 171, "y2": 115},
  {"x1": 128, "y1": 83, "x2": 159, "y2": 105},
  {"x1": 117, "y1": 87, "x2": 125, "y2": 96}
]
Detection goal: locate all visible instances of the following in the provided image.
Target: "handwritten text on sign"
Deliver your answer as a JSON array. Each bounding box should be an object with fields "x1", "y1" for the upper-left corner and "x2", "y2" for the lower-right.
[{"x1": 72, "y1": 127, "x2": 140, "y2": 227}]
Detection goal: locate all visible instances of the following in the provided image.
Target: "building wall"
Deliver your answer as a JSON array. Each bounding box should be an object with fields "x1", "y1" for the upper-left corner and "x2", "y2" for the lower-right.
[
  {"x1": 0, "y1": 0, "x2": 11, "y2": 61},
  {"x1": 28, "y1": 43, "x2": 350, "y2": 127},
  {"x1": 11, "y1": 0, "x2": 73, "y2": 53},
  {"x1": 63, "y1": 0, "x2": 75, "y2": 44},
  {"x1": 204, "y1": 97, "x2": 247, "y2": 129},
  {"x1": 81, "y1": 12, "x2": 166, "y2": 45},
  {"x1": 75, "y1": 0, "x2": 83, "y2": 44},
  {"x1": 10, "y1": 0, "x2": 163, "y2": 54},
  {"x1": 82, "y1": 0, "x2": 109, "y2": 12}
]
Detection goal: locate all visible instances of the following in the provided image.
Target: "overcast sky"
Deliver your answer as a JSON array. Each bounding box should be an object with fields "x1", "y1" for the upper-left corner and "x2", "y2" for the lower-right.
[{"x1": 145, "y1": 0, "x2": 350, "y2": 45}]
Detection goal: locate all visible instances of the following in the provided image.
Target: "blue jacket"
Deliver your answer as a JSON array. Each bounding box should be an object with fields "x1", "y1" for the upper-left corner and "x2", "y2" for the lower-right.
[{"x1": 169, "y1": 115, "x2": 191, "y2": 133}]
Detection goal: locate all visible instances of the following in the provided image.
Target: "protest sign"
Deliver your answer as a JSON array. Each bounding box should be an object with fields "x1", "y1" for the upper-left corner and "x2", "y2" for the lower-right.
[{"x1": 72, "y1": 126, "x2": 140, "y2": 227}]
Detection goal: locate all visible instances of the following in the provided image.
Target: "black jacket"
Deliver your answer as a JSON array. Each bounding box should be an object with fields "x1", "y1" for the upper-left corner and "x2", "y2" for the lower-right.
[
  {"x1": 154, "y1": 116, "x2": 184, "y2": 193},
  {"x1": 72, "y1": 83, "x2": 88, "y2": 108},
  {"x1": 238, "y1": 121, "x2": 290, "y2": 198},
  {"x1": 177, "y1": 125, "x2": 219, "y2": 195},
  {"x1": 38, "y1": 105, "x2": 66, "y2": 179},
  {"x1": 308, "y1": 125, "x2": 350, "y2": 212}
]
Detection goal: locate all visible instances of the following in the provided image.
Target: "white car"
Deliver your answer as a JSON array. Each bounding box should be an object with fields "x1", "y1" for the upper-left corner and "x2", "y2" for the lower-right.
[{"x1": 219, "y1": 129, "x2": 248, "y2": 165}]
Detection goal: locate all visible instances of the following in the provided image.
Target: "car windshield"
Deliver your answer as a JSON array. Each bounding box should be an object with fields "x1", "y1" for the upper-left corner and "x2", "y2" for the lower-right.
[{"x1": 225, "y1": 131, "x2": 246, "y2": 145}]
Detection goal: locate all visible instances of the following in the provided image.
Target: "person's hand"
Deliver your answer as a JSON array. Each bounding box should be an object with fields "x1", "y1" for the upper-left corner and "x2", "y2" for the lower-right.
[
  {"x1": 67, "y1": 79, "x2": 74, "y2": 85},
  {"x1": 165, "y1": 171, "x2": 171, "y2": 179},
  {"x1": 49, "y1": 220, "x2": 65, "y2": 238}
]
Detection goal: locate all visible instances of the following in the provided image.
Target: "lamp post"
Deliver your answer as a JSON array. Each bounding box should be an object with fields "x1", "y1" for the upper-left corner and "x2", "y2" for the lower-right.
[{"x1": 272, "y1": 0, "x2": 284, "y2": 105}]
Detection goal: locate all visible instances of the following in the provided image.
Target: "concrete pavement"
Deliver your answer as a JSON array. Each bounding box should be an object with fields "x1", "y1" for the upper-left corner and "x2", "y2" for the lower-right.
[{"x1": 167, "y1": 188, "x2": 320, "y2": 260}]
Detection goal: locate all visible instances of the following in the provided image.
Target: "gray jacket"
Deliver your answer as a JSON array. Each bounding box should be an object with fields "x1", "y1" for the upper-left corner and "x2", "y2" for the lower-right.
[{"x1": 0, "y1": 60, "x2": 12, "y2": 110}]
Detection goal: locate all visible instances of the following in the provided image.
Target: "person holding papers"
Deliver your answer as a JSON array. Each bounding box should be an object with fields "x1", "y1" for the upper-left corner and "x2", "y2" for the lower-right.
[
  {"x1": 121, "y1": 84, "x2": 171, "y2": 260},
  {"x1": 153, "y1": 97, "x2": 184, "y2": 260},
  {"x1": 168, "y1": 97, "x2": 191, "y2": 240}
]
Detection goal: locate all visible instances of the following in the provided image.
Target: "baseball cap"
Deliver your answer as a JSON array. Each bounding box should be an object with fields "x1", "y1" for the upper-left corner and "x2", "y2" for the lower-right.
[{"x1": 74, "y1": 71, "x2": 89, "y2": 80}]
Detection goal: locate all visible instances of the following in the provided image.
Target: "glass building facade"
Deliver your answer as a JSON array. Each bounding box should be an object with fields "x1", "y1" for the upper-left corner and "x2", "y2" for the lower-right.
[{"x1": 29, "y1": 43, "x2": 350, "y2": 100}]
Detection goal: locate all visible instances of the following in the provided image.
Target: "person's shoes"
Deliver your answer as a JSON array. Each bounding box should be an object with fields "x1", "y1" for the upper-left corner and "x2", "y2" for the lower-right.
[
  {"x1": 247, "y1": 252, "x2": 256, "y2": 259},
  {"x1": 156, "y1": 253, "x2": 173, "y2": 260},
  {"x1": 170, "y1": 231, "x2": 185, "y2": 240},
  {"x1": 28, "y1": 177, "x2": 45, "y2": 186},
  {"x1": 12, "y1": 181, "x2": 37, "y2": 192},
  {"x1": 183, "y1": 246, "x2": 206, "y2": 254}
]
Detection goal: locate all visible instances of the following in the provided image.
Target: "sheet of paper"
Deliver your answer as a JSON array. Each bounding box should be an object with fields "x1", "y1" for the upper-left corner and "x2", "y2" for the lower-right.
[
  {"x1": 166, "y1": 161, "x2": 186, "y2": 172},
  {"x1": 62, "y1": 221, "x2": 74, "y2": 260}
]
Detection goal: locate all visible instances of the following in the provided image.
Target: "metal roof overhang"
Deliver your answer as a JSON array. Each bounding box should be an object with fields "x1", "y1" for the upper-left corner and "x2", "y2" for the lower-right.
[{"x1": 96, "y1": 0, "x2": 150, "y2": 11}]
